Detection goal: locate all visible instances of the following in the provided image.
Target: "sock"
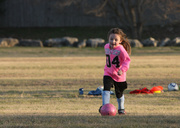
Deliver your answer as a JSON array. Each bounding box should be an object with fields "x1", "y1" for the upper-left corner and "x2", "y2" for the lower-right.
[
  {"x1": 102, "y1": 91, "x2": 110, "y2": 105},
  {"x1": 117, "y1": 95, "x2": 125, "y2": 110}
]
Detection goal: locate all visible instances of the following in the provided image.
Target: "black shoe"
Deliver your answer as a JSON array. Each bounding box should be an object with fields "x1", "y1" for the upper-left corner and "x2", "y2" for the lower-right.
[
  {"x1": 99, "y1": 106, "x2": 102, "y2": 113},
  {"x1": 118, "y1": 109, "x2": 126, "y2": 115}
]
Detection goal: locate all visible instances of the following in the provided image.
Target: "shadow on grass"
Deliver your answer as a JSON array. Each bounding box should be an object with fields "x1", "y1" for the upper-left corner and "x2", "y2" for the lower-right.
[{"x1": 0, "y1": 114, "x2": 179, "y2": 128}]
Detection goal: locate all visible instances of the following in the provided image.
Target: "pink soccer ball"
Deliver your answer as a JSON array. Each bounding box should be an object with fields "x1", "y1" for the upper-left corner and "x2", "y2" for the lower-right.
[{"x1": 100, "y1": 103, "x2": 117, "y2": 116}]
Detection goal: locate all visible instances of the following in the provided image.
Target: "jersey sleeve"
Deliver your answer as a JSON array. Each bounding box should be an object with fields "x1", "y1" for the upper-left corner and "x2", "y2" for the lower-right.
[{"x1": 119, "y1": 46, "x2": 131, "y2": 73}]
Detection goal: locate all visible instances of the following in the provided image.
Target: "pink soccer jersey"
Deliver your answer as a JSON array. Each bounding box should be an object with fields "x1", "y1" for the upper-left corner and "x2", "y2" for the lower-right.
[{"x1": 104, "y1": 43, "x2": 131, "y2": 82}]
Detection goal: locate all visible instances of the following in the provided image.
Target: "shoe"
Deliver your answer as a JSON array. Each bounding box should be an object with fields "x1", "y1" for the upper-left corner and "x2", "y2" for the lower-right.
[
  {"x1": 118, "y1": 109, "x2": 126, "y2": 115},
  {"x1": 99, "y1": 106, "x2": 102, "y2": 113}
]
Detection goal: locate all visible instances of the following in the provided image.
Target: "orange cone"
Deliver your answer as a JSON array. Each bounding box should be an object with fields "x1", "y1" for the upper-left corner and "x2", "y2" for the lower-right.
[{"x1": 150, "y1": 86, "x2": 163, "y2": 93}]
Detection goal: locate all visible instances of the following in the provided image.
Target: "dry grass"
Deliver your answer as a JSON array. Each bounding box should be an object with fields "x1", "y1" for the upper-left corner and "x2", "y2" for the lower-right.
[{"x1": 0, "y1": 47, "x2": 179, "y2": 127}]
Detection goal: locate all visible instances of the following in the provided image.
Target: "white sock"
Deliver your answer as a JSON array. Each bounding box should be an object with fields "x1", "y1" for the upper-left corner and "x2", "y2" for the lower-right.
[
  {"x1": 117, "y1": 95, "x2": 125, "y2": 110},
  {"x1": 102, "y1": 91, "x2": 110, "y2": 105}
]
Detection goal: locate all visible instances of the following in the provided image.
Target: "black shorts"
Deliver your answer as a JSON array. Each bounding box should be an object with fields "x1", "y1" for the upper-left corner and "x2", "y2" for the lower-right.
[{"x1": 103, "y1": 76, "x2": 127, "y2": 98}]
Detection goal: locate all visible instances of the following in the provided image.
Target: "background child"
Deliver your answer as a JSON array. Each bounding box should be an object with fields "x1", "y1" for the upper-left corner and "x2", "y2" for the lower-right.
[{"x1": 100, "y1": 28, "x2": 131, "y2": 115}]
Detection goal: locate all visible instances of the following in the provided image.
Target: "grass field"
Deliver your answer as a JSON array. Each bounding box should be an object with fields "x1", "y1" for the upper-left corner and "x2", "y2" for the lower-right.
[{"x1": 0, "y1": 47, "x2": 180, "y2": 127}]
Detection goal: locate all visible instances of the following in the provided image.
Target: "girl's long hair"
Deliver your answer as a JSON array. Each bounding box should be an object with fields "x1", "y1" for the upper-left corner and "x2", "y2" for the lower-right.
[{"x1": 107, "y1": 28, "x2": 131, "y2": 55}]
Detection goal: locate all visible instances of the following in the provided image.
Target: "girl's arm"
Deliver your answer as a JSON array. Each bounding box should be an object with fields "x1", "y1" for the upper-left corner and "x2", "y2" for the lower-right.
[{"x1": 119, "y1": 46, "x2": 131, "y2": 73}]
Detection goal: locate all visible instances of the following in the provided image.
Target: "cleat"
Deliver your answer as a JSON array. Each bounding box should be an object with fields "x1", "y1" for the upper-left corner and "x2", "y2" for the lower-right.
[{"x1": 118, "y1": 109, "x2": 126, "y2": 115}]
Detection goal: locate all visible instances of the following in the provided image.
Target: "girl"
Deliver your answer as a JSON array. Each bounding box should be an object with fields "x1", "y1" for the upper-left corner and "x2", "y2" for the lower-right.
[{"x1": 100, "y1": 28, "x2": 131, "y2": 115}]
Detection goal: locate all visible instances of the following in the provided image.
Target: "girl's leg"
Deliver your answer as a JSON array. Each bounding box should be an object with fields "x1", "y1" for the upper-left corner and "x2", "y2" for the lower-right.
[
  {"x1": 102, "y1": 76, "x2": 114, "y2": 105},
  {"x1": 114, "y1": 81, "x2": 127, "y2": 114},
  {"x1": 117, "y1": 94, "x2": 125, "y2": 110},
  {"x1": 102, "y1": 91, "x2": 110, "y2": 105}
]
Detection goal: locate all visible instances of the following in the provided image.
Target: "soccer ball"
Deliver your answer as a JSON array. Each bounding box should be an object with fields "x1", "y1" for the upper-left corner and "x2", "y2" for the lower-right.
[
  {"x1": 100, "y1": 103, "x2": 117, "y2": 116},
  {"x1": 168, "y1": 83, "x2": 179, "y2": 91}
]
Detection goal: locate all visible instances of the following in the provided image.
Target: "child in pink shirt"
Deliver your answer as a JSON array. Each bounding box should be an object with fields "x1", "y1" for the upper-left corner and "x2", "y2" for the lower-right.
[{"x1": 99, "y1": 28, "x2": 131, "y2": 115}]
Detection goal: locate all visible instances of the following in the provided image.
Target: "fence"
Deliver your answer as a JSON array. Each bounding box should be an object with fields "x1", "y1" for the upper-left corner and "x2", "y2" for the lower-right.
[{"x1": 0, "y1": 0, "x2": 179, "y2": 27}]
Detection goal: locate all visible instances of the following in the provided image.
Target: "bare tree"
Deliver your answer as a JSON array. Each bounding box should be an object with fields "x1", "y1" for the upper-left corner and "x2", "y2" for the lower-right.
[
  {"x1": 58, "y1": 0, "x2": 180, "y2": 40},
  {"x1": 84, "y1": 0, "x2": 180, "y2": 40},
  {"x1": 147, "y1": 0, "x2": 180, "y2": 23}
]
